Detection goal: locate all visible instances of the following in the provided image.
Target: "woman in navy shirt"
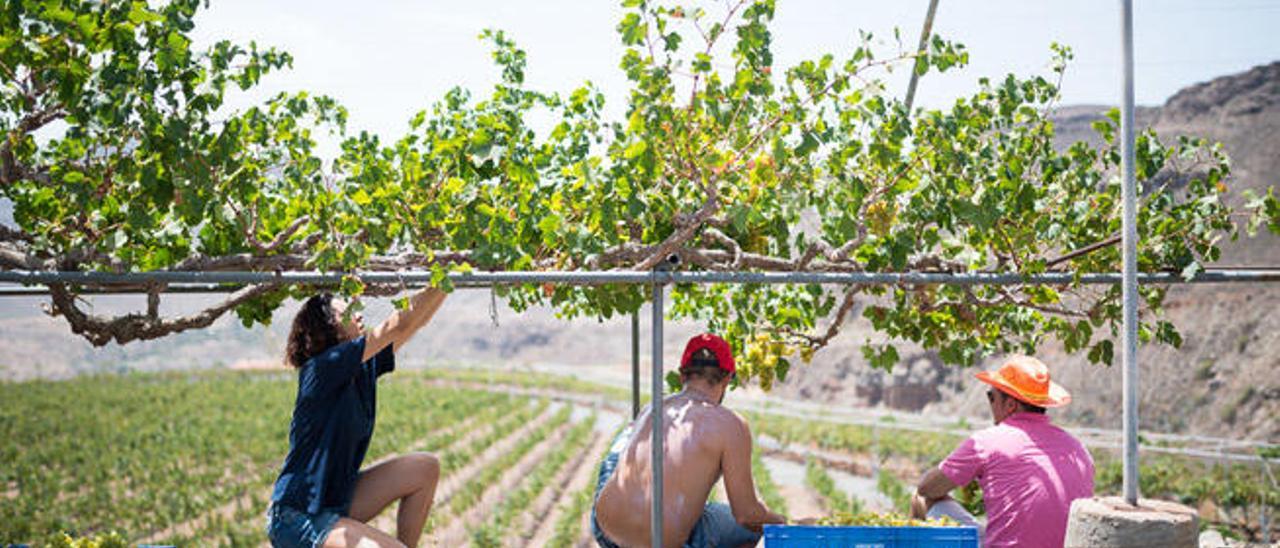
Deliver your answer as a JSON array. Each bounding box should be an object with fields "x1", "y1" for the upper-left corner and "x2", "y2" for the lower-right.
[{"x1": 267, "y1": 286, "x2": 447, "y2": 548}]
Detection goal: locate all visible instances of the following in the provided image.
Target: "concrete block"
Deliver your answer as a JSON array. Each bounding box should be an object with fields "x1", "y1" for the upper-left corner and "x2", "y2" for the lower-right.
[{"x1": 1065, "y1": 496, "x2": 1199, "y2": 548}]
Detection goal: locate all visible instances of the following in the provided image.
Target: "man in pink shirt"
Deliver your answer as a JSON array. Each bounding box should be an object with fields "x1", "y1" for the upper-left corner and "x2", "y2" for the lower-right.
[{"x1": 911, "y1": 356, "x2": 1094, "y2": 547}]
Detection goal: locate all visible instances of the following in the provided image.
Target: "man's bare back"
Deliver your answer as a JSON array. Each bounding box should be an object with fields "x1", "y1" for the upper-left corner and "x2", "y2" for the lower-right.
[
  {"x1": 592, "y1": 334, "x2": 785, "y2": 548},
  {"x1": 595, "y1": 391, "x2": 761, "y2": 547}
]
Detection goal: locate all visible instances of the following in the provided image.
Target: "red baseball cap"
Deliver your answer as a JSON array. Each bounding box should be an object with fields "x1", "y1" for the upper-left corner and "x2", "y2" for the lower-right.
[{"x1": 680, "y1": 333, "x2": 736, "y2": 376}]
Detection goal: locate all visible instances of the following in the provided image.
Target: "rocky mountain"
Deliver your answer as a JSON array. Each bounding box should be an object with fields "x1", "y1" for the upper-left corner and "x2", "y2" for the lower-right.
[{"x1": 1, "y1": 63, "x2": 1276, "y2": 441}]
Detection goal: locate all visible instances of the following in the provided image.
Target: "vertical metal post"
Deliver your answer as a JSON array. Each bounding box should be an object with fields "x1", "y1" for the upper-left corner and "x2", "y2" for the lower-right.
[
  {"x1": 1119, "y1": 0, "x2": 1140, "y2": 507},
  {"x1": 904, "y1": 0, "x2": 941, "y2": 112},
  {"x1": 633, "y1": 311, "x2": 641, "y2": 419},
  {"x1": 650, "y1": 281, "x2": 665, "y2": 548}
]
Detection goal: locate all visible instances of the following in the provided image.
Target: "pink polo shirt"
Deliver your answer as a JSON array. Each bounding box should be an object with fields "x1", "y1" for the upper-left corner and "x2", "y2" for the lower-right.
[{"x1": 939, "y1": 412, "x2": 1094, "y2": 548}]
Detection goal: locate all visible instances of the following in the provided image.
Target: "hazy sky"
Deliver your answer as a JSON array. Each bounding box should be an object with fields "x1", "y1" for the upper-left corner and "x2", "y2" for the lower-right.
[{"x1": 185, "y1": 0, "x2": 1280, "y2": 148}]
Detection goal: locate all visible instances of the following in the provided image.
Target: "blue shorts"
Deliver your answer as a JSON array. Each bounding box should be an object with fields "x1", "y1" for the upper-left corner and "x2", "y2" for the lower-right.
[
  {"x1": 591, "y1": 427, "x2": 762, "y2": 548},
  {"x1": 266, "y1": 503, "x2": 341, "y2": 548}
]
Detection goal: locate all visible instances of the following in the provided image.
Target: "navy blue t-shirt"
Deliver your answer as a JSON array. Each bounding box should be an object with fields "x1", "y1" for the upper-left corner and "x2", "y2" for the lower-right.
[{"x1": 271, "y1": 336, "x2": 395, "y2": 515}]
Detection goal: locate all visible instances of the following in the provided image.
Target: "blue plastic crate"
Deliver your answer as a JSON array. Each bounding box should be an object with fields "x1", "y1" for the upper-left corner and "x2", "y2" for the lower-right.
[{"x1": 763, "y1": 524, "x2": 979, "y2": 547}]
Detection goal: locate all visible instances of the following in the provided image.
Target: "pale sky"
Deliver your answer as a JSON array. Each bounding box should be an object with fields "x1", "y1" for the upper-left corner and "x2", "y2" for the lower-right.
[{"x1": 186, "y1": 0, "x2": 1280, "y2": 151}]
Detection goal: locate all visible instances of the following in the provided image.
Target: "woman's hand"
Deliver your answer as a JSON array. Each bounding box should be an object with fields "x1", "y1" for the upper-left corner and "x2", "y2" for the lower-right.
[{"x1": 362, "y1": 286, "x2": 447, "y2": 362}]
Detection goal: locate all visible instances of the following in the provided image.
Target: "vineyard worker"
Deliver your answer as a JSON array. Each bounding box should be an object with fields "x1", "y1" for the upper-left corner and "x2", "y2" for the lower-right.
[
  {"x1": 267, "y1": 287, "x2": 447, "y2": 548},
  {"x1": 911, "y1": 355, "x2": 1095, "y2": 548},
  {"x1": 593, "y1": 333, "x2": 787, "y2": 548}
]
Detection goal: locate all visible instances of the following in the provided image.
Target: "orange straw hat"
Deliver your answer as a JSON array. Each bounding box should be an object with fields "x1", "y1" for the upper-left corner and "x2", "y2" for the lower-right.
[{"x1": 975, "y1": 355, "x2": 1071, "y2": 408}]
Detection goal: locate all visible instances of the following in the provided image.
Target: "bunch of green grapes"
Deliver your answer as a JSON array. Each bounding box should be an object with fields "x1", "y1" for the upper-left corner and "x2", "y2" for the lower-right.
[
  {"x1": 815, "y1": 510, "x2": 961, "y2": 528},
  {"x1": 740, "y1": 333, "x2": 795, "y2": 391}
]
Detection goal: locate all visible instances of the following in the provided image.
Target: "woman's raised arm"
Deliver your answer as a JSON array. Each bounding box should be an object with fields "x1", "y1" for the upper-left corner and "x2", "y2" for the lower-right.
[{"x1": 361, "y1": 287, "x2": 447, "y2": 363}]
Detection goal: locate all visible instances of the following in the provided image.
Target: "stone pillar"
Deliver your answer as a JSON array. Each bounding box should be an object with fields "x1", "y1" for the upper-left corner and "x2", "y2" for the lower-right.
[{"x1": 1064, "y1": 496, "x2": 1199, "y2": 548}]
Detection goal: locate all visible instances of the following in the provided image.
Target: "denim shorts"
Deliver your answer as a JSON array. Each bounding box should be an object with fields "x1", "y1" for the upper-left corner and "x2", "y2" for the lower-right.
[
  {"x1": 266, "y1": 503, "x2": 342, "y2": 548},
  {"x1": 591, "y1": 427, "x2": 762, "y2": 548},
  {"x1": 685, "y1": 502, "x2": 761, "y2": 548}
]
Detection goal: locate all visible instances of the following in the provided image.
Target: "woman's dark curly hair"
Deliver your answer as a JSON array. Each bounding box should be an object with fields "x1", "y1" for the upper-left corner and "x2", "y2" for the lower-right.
[{"x1": 286, "y1": 293, "x2": 342, "y2": 368}]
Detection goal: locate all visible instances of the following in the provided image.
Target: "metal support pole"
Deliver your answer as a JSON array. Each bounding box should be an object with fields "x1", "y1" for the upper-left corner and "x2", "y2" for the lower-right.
[
  {"x1": 1119, "y1": 0, "x2": 1140, "y2": 507},
  {"x1": 649, "y1": 279, "x2": 665, "y2": 548},
  {"x1": 632, "y1": 311, "x2": 641, "y2": 419},
  {"x1": 904, "y1": 0, "x2": 941, "y2": 112}
]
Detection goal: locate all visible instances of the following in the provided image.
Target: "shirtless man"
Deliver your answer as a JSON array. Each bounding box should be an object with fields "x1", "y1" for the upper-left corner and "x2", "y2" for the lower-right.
[{"x1": 592, "y1": 333, "x2": 787, "y2": 547}]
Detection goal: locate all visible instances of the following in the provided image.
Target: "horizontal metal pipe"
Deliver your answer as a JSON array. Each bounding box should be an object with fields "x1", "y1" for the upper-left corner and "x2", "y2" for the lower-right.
[
  {"x1": 2, "y1": 269, "x2": 1280, "y2": 291},
  {"x1": 0, "y1": 284, "x2": 243, "y2": 295}
]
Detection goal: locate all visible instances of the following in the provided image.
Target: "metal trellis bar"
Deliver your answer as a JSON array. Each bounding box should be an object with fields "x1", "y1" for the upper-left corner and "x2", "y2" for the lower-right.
[
  {"x1": 904, "y1": 0, "x2": 942, "y2": 112},
  {"x1": 2, "y1": 268, "x2": 1280, "y2": 290}
]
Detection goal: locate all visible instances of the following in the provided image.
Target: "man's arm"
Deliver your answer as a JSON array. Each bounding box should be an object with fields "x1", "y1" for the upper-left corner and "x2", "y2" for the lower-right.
[
  {"x1": 910, "y1": 467, "x2": 959, "y2": 518},
  {"x1": 721, "y1": 414, "x2": 787, "y2": 531},
  {"x1": 361, "y1": 286, "x2": 447, "y2": 363}
]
